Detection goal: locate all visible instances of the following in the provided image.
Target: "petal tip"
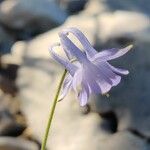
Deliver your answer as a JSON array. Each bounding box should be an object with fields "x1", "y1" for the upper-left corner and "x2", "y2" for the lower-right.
[
  {"x1": 80, "y1": 100, "x2": 87, "y2": 107},
  {"x1": 123, "y1": 70, "x2": 129, "y2": 75},
  {"x1": 127, "y1": 44, "x2": 133, "y2": 50},
  {"x1": 126, "y1": 70, "x2": 129, "y2": 75},
  {"x1": 49, "y1": 43, "x2": 60, "y2": 52}
]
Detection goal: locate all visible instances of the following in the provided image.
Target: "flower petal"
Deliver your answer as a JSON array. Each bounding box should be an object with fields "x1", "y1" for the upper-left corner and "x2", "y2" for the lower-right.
[
  {"x1": 72, "y1": 68, "x2": 90, "y2": 106},
  {"x1": 84, "y1": 60, "x2": 120, "y2": 92},
  {"x1": 97, "y1": 79, "x2": 112, "y2": 94},
  {"x1": 92, "y1": 45, "x2": 133, "y2": 62},
  {"x1": 82, "y1": 64, "x2": 103, "y2": 94},
  {"x1": 62, "y1": 27, "x2": 97, "y2": 58},
  {"x1": 94, "y1": 62, "x2": 121, "y2": 86},
  {"x1": 91, "y1": 65, "x2": 113, "y2": 93},
  {"x1": 49, "y1": 43, "x2": 77, "y2": 76},
  {"x1": 72, "y1": 68, "x2": 83, "y2": 94},
  {"x1": 59, "y1": 32, "x2": 87, "y2": 62},
  {"x1": 107, "y1": 63, "x2": 129, "y2": 75},
  {"x1": 59, "y1": 74, "x2": 72, "y2": 101},
  {"x1": 78, "y1": 87, "x2": 89, "y2": 106}
]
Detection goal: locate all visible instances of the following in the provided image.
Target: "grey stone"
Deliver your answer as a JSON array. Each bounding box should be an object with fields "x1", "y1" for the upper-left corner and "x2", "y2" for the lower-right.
[
  {"x1": 0, "y1": 0, "x2": 68, "y2": 30},
  {"x1": 0, "y1": 26, "x2": 14, "y2": 54},
  {"x1": 59, "y1": 0, "x2": 87, "y2": 14}
]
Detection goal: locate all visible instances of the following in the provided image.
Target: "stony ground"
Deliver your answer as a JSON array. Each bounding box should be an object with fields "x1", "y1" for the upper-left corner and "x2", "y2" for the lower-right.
[{"x1": 0, "y1": 0, "x2": 150, "y2": 149}]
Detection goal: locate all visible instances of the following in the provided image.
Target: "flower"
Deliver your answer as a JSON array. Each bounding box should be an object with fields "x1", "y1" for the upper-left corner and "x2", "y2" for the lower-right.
[{"x1": 49, "y1": 27, "x2": 132, "y2": 106}]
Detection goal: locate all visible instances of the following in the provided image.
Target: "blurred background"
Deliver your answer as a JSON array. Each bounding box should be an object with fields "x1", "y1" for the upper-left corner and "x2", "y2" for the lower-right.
[{"x1": 0, "y1": 0, "x2": 150, "y2": 149}]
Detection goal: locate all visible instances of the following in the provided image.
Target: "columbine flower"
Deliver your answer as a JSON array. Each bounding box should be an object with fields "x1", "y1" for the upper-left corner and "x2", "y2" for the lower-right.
[{"x1": 49, "y1": 27, "x2": 132, "y2": 106}]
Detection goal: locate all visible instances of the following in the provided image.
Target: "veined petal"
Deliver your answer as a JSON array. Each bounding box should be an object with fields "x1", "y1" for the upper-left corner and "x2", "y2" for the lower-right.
[
  {"x1": 72, "y1": 68, "x2": 83, "y2": 94},
  {"x1": 92, "y1": 45, "x2": 133, "y2": 62},
  {"x1": 97, "y1": 79, "x2": 112, "y2": 94},
  {"x1": 59, "y1": 74, "x2": 73, "y2": 101},
  {"x1": 78, "y1": 87, "x2": 89, "y2": 106},
  {"x1": 59, "y1": 32, "x2": 87, "y2": 63},
  {"x1": 72, "y1": 68, "x2": 90, "y2": 106},
  {"x1": 59, "y1": 36, "x2": 73, "y2": 60},
  {"x1": 49, "y1": 43, "x2": 77, "y2": 76},
  {"x1": 107, "y1": 63, "x2": 129, "y2": 75},
  {"x1": 90, "y1": 64, "x2": 113, "y2": 93},
  {"x1": 85, "y1": 61, "x2": 120, "y2": 93},
  {"x1": 94, "y1": 61, "x2": 121, "y2": 86},
  {"x1": 108, "y1": 45, "x2": 133, "y2": 60},
  {"x1": 91, "y1": 48, "x2": 118, "y2": 61},
  {"x1": 62, "y1": 27, "x2": 97, "y2": 58},
  {"x1": 82, "y1": 64, "x2": 103, "y2": 94},
  {"x1": 87, "y1": 78, "x2": 102, "y2": 94}
]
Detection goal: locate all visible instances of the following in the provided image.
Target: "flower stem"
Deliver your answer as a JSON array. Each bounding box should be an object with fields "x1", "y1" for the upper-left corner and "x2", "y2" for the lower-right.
[{"x1": 41, "y1": 69, "x2": 67, "y2": 150}]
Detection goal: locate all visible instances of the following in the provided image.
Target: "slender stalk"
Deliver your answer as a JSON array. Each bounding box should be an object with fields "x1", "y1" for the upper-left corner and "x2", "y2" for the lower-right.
[{"x1": 41, "y1": 70, "x2": 67, "y2": 150}]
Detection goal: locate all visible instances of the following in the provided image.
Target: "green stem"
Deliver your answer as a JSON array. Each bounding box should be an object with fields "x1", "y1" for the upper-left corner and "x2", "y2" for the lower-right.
[{"x1": 41, "y1": 70, "x2": 67, "y2": 150}]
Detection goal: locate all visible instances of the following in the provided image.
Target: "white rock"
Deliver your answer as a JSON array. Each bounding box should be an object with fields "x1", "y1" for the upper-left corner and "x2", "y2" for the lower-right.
[
  {"x1": 1, "y1": 41, "x2": 25, "y2": 65},
  {"x1": 99, "y1": 131, "x2": 149, "y2": 150},
  {"x1": 98, "y1": 11, "x2": 150, "y2": 42},
  {"x1": 83, "y1": 0, "x2": 107, "y2": 16},
  {"x1": 0, "y1": 137, "x2": 38, "y2": 150}
]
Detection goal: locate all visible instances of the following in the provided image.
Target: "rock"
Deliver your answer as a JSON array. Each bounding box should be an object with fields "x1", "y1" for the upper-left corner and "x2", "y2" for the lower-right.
[
  {"x1": 0, "y1": 137, "x2": 38, "y2": 150},
  {"x1": 103, "y1": 0, "x2": 150, "y2": 16},
  {"x1": 0, "y1": 109, "x2": 25, "y2": 137},
  {"x1": 1, "y1": 41, "x2": 26, "y2": 65},
  {"x1": 0, "y1": 26, "x2": 14, "y2": 55},
  {"x1": 82, "y1": 0, "x2": 107, "y2": 16},
  {"x1": 0, "y1": 75, "x2": 17, "y2": 96},
  {"x1": 0, "y1": 59, "x2": 19, "y2": 95},
  {"x1": 0, "y1": 94, "x2": 26, "y2": 136},
  {"x1": 85, "y1": 0, "x2": 150, "y2": 16},
  {"x1": 97, "y1": 11, "x2": 150, "y2": 43},
  {"x1": 99, "y1": 131, "x2": 149, "y2": 150},
  {"x1": 81, "y1": 1, "x2": 150, "y2": 43},
  {"x1": 59, "y1": 0, "x2": 87, "y2": 14},
  {"x1": 0, "y1": 0, "x2": 68, "y2": 31}
]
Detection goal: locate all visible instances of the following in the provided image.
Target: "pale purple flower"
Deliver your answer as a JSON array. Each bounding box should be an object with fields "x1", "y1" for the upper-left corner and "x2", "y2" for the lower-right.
[{"x1": 49, "y1": 27, "x2": 132, "y2": 106}]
